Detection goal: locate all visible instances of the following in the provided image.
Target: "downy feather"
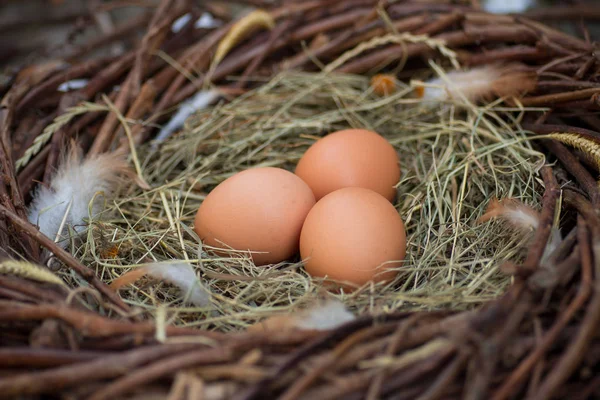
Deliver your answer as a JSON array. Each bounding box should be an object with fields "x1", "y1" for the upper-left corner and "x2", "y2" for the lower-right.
[
  {"x1": 416, "y1": 64, "x2": 536, "y2": 104},
  {"x1": 478, "y1": 197, "x2": 540, "y2": 231},
  {"x1": 248, "y1": 298, "x2": 355, "y2": 332},
  {"x1": 28, "y1": 147, "x2": 128, "y2": 247},
  {"x1": 153, "y1": 90, "x2": 219, "y2": 146},
  {"x1": 110, "y1": 262, "x2": 211, "y2": 307}
]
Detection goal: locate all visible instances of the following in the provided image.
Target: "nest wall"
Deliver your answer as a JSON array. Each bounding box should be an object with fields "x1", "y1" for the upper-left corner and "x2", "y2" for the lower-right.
[{"x1": 1, "y1": 1, "x2": 600, "y2": 399}]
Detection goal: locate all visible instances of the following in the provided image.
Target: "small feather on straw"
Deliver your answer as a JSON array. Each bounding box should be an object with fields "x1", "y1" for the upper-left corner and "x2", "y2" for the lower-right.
[
  {"x1": 28, "y1": 146, "x2": 129, "y2": 247},
  {"x1": 248, "y1": 298, "x2": 355, "y2": 332},
  {"x1": 110, "y1": 262, "x2": 211, "y2": 307},
  {"x1": 414, "y1": 63, "x2": 537, "y2": 104},
  {"x1": 153, "y1": 90, "x2": 220, "y2": 146},
  {"x1": 477, "y1": 197, "x2": 541, "y2": 231}
]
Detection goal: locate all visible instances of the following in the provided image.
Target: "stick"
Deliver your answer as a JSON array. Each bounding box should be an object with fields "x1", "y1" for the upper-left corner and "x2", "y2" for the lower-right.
[{"x1": 0, "y1": 204, "x2": 130, "y2": 313}]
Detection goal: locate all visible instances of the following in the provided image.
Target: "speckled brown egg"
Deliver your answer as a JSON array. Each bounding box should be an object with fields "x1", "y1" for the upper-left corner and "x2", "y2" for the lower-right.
[
  {"x1": 295, "y1": 129, "x2": 401, "y2": 202},
  {"x1": 194, "y1": 167, "x2": 316, "y2": 265},
  {"x1": 300, "y1": 187, "x2": 406, "y2": 288}
]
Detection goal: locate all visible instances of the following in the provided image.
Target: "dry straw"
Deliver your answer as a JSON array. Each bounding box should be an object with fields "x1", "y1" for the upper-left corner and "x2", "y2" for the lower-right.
[{"x1": 72, "y1": 69, "x2": 545, "y2": 332}]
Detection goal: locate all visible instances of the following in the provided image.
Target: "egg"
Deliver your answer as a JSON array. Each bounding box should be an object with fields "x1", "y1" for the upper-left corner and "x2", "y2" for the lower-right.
[
  {"x1": 300, "y1": 187, "x2": 406, "y2": 288},
  {"x1": 295, "y1": 129, "x2": 400, "y2": 202},
  {"x1": 194, "y1": 167, "x2": 316, "y2": 265}
]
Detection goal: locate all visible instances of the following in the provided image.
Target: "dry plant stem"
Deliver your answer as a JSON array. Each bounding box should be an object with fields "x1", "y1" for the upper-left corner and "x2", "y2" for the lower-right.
[
  {"x1": 0, "y1": 302, "x2": 223, "y2": 339},
  {"x1": 235, "y1": 19, "x2": 294, "y2": 89},
  {"x1": 116, "y1": 80, "x2": 157, "y2": 150},
  {"x1": 64, "y1": 11, "x2": 153, "y2": 61},
  {"x1": 466, "y1": 290, "x2": 531, "y2": 400},
  {"x1": 413, "y1": 12, "x2": 464, "y2": 36},
  {"x1": 88, "y1": 346, "x2": 234, "y2": 400},
  {"x1": 523, "y1": 5, "x2": 600, "y2": 21},
  {"x1": 491, "y1": 218, "x2": 594, "y2": 400},
  {"x1": 532, "y1": 217, "x2": 600, "y2": 400},
  {"x1": 170, "y1": 7, "x2": 374, "y2": 105},
  {"x1": 522, "y1": 166, "x2": 560, "y2": 272},
  {"x1": 0, "y1": 204, "x2": 130, "y2": 313},
  {"x1": 463, "y1": 46, "x2": 550, "y2": 66},
  {"x1": 16, "y1": 57, "x2": 113, "y2": 114},
  {"x1": 0, "y1": 343, "x2": 203, "y2": 397},
  {"x1": 153, "y1": 26, "x2": 227, "y2": 112},
  {"x1": 337, "y1": 27, "x2": 537, "y2": 74},
  {"x1": 0, "y1": 348, "x2": 107, "y2": 367},
  {"x1": 82, "y1": 52, "x2": 136, "y2": 100},
  {"x1": 0, "y1": 276, "x2": 68, "y2": 305},
  {"x1": 365, "y1": 315, "x2": 421, "y2": 400},
  {"x1": 521, "y1": 88, "x2": 600, "y2": 107},
  {"x1": 541, "y1": 140, "x2": 600, "y2": 205},
  {"x1": 523, "y1": 123, "x2": 600, "y2": 141},
  {"x1": 416, "y1": 352, "x2": 469, "y2": 400},
  {"x1": 88, "y1": 0, "x2": 187, "y2": 155},
  {"x1": 278, "y1": 325, "x2": 389, "y2": 400}
]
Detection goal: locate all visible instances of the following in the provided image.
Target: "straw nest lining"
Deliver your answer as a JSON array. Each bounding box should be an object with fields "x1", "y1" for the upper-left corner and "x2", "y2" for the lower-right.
[{"x1": 78, "y1": 69, "x2": 545, "y2": 331}]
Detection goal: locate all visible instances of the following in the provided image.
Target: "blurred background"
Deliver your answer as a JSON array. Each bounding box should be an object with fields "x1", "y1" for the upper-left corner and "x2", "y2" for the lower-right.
[{"x1": 1, "y1": 0, "x2": 598, "y2": 73}]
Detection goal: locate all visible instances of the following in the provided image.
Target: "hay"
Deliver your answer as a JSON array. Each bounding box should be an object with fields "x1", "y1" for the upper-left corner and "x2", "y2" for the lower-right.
[{"x1": 74, "y1": 69, "x2": 546, "y2": 332}]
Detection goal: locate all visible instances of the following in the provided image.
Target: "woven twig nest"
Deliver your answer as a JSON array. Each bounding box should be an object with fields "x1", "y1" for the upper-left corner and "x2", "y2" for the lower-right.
[{"x1": 1, "y1": 1, "x2": 600, "y2": 399}]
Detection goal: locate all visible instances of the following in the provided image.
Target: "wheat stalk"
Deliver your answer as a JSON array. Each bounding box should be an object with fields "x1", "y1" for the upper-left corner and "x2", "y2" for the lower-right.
[
  {"x1": 0, "y1": 259, "x2": 66, "y2": 287},
  {"x1": 324, "y1": 32, "x2": 460, "y2": 73},
  {"x1": 16, "y1": 102, "x2": 109, "y2": 171},
  {"x1": 548, "y1": 133, "x2": 600, "y2": 171}
]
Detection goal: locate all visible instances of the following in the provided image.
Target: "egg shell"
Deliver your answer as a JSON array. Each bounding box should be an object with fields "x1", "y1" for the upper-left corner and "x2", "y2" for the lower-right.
[
  {"x1": 194, "y1": 167, "x2": 316, "y2": 265},
  {"x1": 295, "y1": 129, "x2": 400, "y2": 202},
  {"x1": 300, "y1": 187, "x2": 406, "y2": 288}
]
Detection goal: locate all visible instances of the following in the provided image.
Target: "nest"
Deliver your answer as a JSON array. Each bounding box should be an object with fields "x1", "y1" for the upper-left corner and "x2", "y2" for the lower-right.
[{"x1": 1, "y1": 1, "x2": 600, "y2": 399}]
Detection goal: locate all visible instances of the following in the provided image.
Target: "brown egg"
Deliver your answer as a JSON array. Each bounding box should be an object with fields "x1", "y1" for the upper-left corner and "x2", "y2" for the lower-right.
[
  {"x1": 295, "y1": 129, "x2": 400, "y2": 202},
  {"x1": 300, "y1": 187, "x2": 406, "y2": 288},
  {"x1": 194, "y1": 167, "x2": 316, "y2": 265}
]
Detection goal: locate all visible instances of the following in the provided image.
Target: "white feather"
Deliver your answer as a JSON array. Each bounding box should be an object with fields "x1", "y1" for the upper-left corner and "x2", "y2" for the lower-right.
[
  {"x1": 195, "y1": 12, "x2": 222, "y2": 29},
  {"x1": 294, "y1": 299, "x2": 355, "y2": 331},
  {"x1": 421, "y1": 67, "x2": 500, "y2": 103},
  {"x1": 145, "y1": 262, "x2": 211, "y2": 307},
  {"x1": 28, "y1": 151, "x2": 125, "y2": 247},
  {"x1": 153, "y1": 90, "x2": 219, "y2": 146},
  {"x1": 57, "y1": 79, "x2": 89, "y2": 92},
  {"x1": 171, "y1": 13, "x2": 192, "y2": 33},
  {"x1": 503, "y1": 207, "x2": 540, "y2": 231},
  {"x1": 482, "y1": 0, "x2": 534, "y2": 14}
]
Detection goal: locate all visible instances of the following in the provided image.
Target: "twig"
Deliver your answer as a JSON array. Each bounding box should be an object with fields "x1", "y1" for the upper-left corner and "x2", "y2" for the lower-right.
[
  {"x1": 88, "y1": 347, "x2": 234, "y2": 400},
  {"x1": 540, "y1": 139, "x2": 600, "y2": 205},
  {"x1": 532, "y1": 217, "x2": 600, "y2": 400},
  {"x1": 0, "y1": 343, "x2": 204, "y2": 397},
  {"x1": 0, "y1": 204, "x2": 130, "y2": 313},
  {"x1": 521, "y1": 88, "x2": 600, "y2": 107},
  {"x1": 491, "y1": 218, "x2": 593, "y2": 400},
  {"x1": 521, "y1": 166, "x2": 560, "y2": 272}
]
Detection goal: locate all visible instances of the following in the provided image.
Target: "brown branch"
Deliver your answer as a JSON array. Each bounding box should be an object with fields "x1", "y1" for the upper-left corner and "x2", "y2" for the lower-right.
[
  {"x1": 531, "y1": 217, "x2": 600, "y2": 400},
  {"x1": 491, "y1": 218, "x2": 593, "y2": 400},
  {"x1": 87, "y1": 346, "x2": 234, "y2": 400},
  {"x1": 0, "y1": 347, "x2": 106, "y2": 367},
  {"x1": 64, "y1": 11, "x2": 152, "y2": 61},
  {"x1": 521, "y1": 166, "x2": 560, "y2": 272},
  {"x1": 0, "y1": 343, "x2": 203, "y2": 397},
  {"x1": 540, "y1": 139, "x2": 600, "y2": 205},
  {"x1": 462, "y1": 45, "x2": 551, "y2": 66},
  {"x1": 521, "y1": 88, "x2": 600, "y2": 107},
  {"x1": 337, "y1": 26, "x2": 537, "y2": 74}
]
